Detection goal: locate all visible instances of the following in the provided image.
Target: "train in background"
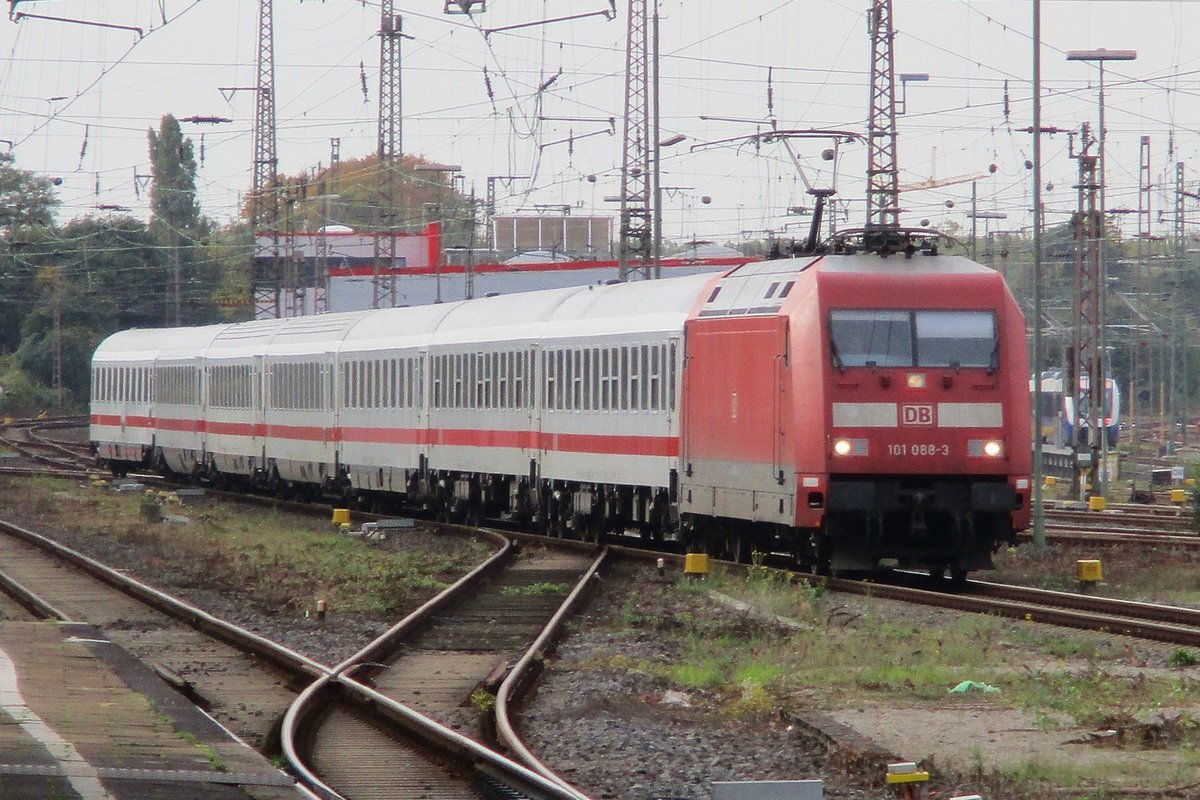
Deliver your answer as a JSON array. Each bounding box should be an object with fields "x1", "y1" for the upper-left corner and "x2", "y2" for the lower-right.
[
  {"x1": 91, "y1": 230, "x2": 1031, "y2": 579},
  {"x1": 1032, "y1": 369, "x2": 1121, "y2": 449}
]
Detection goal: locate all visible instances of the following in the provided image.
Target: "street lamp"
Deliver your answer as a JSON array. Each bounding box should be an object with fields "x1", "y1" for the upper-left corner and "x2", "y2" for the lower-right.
[
  {"x1": 897, "y1": 73, "x2": 929, "y2": 115},
  {"x1": 1066, "y1": 47, "x2": 1136, "y2": 498}
]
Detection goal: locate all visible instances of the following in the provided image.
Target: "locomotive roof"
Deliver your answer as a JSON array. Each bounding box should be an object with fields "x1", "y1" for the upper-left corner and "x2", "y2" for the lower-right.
[{"x1": 815, "y1": 252, "x2": 996, "y2": 275}]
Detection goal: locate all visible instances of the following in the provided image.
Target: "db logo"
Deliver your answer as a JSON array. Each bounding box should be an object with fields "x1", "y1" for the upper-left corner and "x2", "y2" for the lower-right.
[{"x1": 901, "y1": 404, "x2": 935, "y2": 426}]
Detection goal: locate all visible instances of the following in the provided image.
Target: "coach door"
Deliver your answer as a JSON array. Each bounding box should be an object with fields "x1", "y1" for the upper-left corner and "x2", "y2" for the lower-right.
[{"x1": 680, "y1": 315, "x2": 792, "y2": 525}]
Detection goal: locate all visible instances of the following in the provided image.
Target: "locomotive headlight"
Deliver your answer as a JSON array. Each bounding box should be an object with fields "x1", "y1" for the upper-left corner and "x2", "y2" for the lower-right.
[
  {"x1": 832, "y1": 438, "x2": 868, "y2": 456},
  {"x1": 969, "y1": 439, "x2": 1004, "y2": 457},
  {"x1": 906, "y1": 373, "x2": 926, "y2": 389}
]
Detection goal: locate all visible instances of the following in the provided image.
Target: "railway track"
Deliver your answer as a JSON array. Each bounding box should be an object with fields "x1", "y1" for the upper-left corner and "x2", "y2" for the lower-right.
[
  {"x1": 832, "y1": 571, "x2": 1200, "y2": 648},
  {"x1": 282, "y1": 537, "x2": 602, "y2": 800},
  {"x1": 0, "y1": 415, "x2": 94, "y2": 473},
  {"x1": 0, "y1": 485, "x2": 600, "y2": 800},
  {"x1": 0, "y1": 514, "x2": 324, "y2": 750}
]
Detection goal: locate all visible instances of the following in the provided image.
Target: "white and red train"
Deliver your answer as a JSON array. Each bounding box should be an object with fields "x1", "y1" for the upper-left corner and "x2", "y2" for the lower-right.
[{"x1": 91, "y1": 237, "x2": 1031, "y2": 576}]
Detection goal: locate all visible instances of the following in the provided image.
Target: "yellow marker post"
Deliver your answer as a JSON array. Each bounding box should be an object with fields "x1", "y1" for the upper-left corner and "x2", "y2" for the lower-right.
[
  {"x1": 1077, "y1": 559, "x2": 1103, "y2": 592},
  {"x1": 683, "y1": 553, "x2": 709, "y2": 578},
  {"x1": 886, "y1": 762, "x2": 930, "y2": 800}
]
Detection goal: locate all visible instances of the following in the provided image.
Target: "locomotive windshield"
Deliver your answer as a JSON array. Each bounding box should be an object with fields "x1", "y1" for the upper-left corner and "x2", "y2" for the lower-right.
[{"x1": 830, "y1": 309, "x2": 997, "y2": 369}]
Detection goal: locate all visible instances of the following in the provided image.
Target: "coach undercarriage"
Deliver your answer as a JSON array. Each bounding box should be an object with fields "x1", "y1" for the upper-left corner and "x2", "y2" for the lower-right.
[{"x1": 413, "y1": 470, "x2": 675, "y2": 543}]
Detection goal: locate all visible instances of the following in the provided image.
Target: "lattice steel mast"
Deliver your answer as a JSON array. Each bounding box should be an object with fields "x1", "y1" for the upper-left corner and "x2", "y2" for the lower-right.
[
  {"x1": 1130, "y1": 136, "x2": 1151, "y2": 494},
  {"x1": 865, "y1": 0, "x2": 900, "y2": 231},
  {"x1": 618, "y1": 0, "x2": 652, "y2": 280},
  {"x1": 1069, "y1": 124, "x2": 1102, "y2": 498},
  {"x1": 373, "y1": 4, "x2": 405, "y2": 309},
  {"x1": 250, "y1": 0, "x2": 280, "y2": 319}
]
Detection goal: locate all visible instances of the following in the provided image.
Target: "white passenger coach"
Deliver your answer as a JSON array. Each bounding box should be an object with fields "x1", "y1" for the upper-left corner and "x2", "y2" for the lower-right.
[{"x1": 91, "y1": 276, "x2": 700, "y2": 534}]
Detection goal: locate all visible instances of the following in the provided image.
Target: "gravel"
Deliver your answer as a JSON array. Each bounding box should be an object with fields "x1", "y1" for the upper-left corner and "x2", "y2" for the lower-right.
[
  {"x1": 517, "y1": 563, "x2": 891, "y2": 800},
  {"x1": 7, "y1": 477, "x2": 1197, "y2": 800}
]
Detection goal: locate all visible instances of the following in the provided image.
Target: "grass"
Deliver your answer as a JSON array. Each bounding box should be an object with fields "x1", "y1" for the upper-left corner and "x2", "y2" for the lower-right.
[
  {"x1": 501, "y1": 581, "x2": 573, "y2": 596},
  {"x1": 1, "y1": 476, "x2": 492, "y2": 619},
  {"x1": 584, "y1": 559, "x2": 1200, "y2": 796}
]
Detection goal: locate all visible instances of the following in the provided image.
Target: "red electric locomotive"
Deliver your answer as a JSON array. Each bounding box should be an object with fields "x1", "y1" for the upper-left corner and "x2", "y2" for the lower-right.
[{"x1": 680, "y1": 229, "x2": 1031, "y2": 577}]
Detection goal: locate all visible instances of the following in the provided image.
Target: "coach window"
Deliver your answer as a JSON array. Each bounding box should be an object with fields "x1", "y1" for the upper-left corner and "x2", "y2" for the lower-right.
[
  {"x1": 386, "y1": 359, "x2": 396, "y2": 408},
  {"x1": 556, "y1": 351, "x2": 566, "y2": 411},
  {"x1": 829, "y1": 310, "x2": 913, "y2": 368},
  {"x1": 413, "y1": 358, "x2": 422, "y2": 408},
  {"x1": 588, "y1": 348, "x2": 599, "y2": 410},
  {"x1": 915, "y1": 311, "x2": 996, "y2": 370},
  {"x1": 436, "y1": 355, "x2": 446, "y2": 407},
  {"x1": 668, "y1": 342, "x2": 678, "y2": 411},
  {"x1": 375, "y1": 359, "x2": 384, "y2": 408},
  {"x1": 630, "y1": 346, "x2": 642, "y2": 411},
  {"x1": 620, "y1": 347, "x2": 630, "y2": 410},
  {"x1": 599, "y1": 349, "x2": 610, "y2": 410},
  {"x1": 513, "y1": 352, "x2": 525, "y2": 408},
  {"x1": 652, "y1": 345, "x2": 662, "y2": 410}
]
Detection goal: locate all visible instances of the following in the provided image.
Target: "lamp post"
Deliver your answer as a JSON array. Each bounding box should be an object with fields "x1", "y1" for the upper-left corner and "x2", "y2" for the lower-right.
[
  {"x1": 897, "y1": 73, "x2": 929, "y2": 115},
  {"x1": 1066, "y1": 47, "x2": 1136, "y2": 498},
  {"x1": 1031, "y1": 0, "x2": 1045, "y2": 546}
]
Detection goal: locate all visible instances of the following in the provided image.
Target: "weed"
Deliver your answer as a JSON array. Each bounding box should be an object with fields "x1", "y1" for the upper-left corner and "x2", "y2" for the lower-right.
[
  {"x1": 501, "y1": 582, "x2": 572, "y2": 596},
  {"x1": 470, "y1": 688, "x2": 496, "y2": 713},
  {"x1": 2, "y1": 476, "x2": 490, "y2": 620},
  {"x1": 1167, "y1": 648, "x2": 1199, "y2": 668},
  {"x1": 197, "y1": 743, "x2": 225, "y2": 771},
  {"x1": 670, "y1": 658, "x2": 728, "y2": 688}
]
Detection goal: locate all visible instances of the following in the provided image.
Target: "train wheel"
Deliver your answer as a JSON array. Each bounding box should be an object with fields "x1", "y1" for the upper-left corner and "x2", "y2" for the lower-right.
[{"x1": 949, "y1": 568, "x2": 969, "y2": 586}]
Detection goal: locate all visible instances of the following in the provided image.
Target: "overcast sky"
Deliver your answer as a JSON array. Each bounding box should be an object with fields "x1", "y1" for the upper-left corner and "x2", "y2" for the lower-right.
[{"x1": 2, "y1": 1, "x2": 1199, "y2": 246}]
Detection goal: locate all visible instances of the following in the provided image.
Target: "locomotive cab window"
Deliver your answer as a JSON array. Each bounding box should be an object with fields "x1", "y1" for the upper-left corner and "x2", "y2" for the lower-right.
[
  {"x1": 829, "y1": 310, "x2": 912, "y2": 367},
  {"x1": 915, "y1": 310, "x2": 996, "y2": 370},
  {"x1": 830, "y1": 309, "x2": 997, "y2": 370}
]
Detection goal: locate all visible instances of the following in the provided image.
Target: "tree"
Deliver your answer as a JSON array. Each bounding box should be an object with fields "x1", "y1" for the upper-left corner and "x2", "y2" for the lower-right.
[
  {"x1": 0, "y1": 153, "x2": 61, "y2": 353},
  {"x1": 148, "y1": 115, "x2": 204, "y2": 325},
  {"x1": 245, "y1": 154, "x2": 469, "y2": 239},
  {"x1": 0, "y1": 151, "x2": 59, "y2": 231}
]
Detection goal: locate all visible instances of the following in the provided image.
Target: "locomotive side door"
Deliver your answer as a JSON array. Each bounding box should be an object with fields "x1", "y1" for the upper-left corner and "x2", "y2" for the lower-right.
[{"x1": 680, "y1": 315, "x2": 792, "y2": 526}]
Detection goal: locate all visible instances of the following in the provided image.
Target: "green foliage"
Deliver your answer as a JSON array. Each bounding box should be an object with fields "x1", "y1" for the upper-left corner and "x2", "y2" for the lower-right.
[
  {"x1": 1167, "y1": 648, "x2": 1199, "y2": 668},
  {"x1": 148, "y1": 115, "x2": 201, "y2": 235},
  {"x1": 18, "y1": 477, "x2": 492, "y2": 617},
  {"x1": 501, "y1": 581, "x2": 572, "y2": 596},
  {"x1": 257, "y1": 154, "x2": 475, "y2": 243},
  {"x1": 0, "y1": 151, "x2": 59, "y2": 229},
  {"x1": 470, "y1": 688, "x2": 496, "y2": 713},
  {"x1": 0, "y1": 354, "x2": 52, "y2": 414}
]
